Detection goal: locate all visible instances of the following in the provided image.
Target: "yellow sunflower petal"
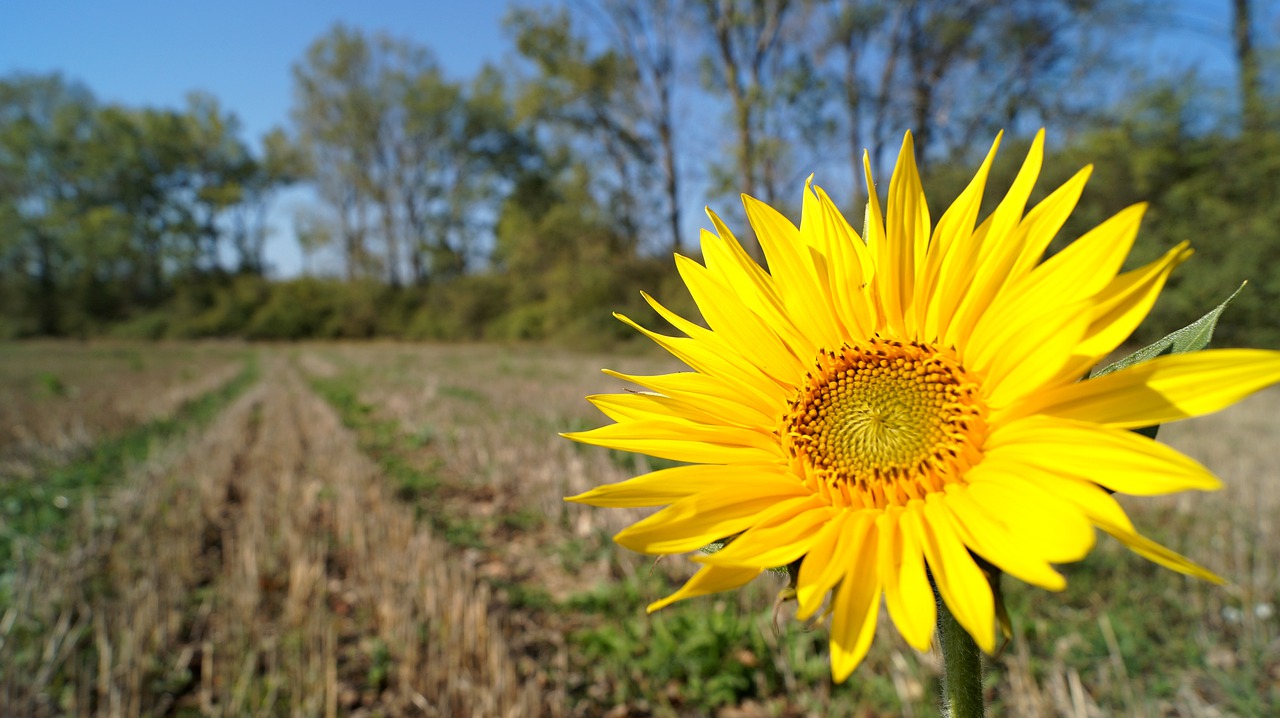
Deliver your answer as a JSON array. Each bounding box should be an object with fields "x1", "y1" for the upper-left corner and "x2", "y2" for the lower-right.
[
  {"x1": 587, "y1": 391, "x2": 737, "y2": 427},
  {"x1": 704, "y1": 208, "x2": 775, "y2": 299},
  {"x1": 798, "y1": 511, "x2": 875, "y2": 620},
  {"x1": 807, "y1": 181, "x2": 876, "y2": 338},
  {"x1": 882, "y1": 131, "x2": 930, "y2": 336},
  {"x1": 877, "y1": 508, "x2": 936, "y2": 651},
  {"x1": 815, "y1": 184, "x2": 874, "y2": 279},
  {"x1": 1073, "y1": 242, "x2": 1194, "y2": 360},
  {"x1": 744, "y1": 195, "x2": 842, "y2": 348},
  {"x1": 993, "y1": 203, "x2": 1145, "y2": 321},
  {"x1": 1009, "y1": 465, "x2": 1138, "y2": 533},
  {"x1": 919, "y1": 133, "x2": 1002, "y2": 341},
  {"x1": 1006, "y1": 349, "x2": 1280, "y2": 428},
  {"x1": 601, "y1": 369, "x2": 776, "y2": 428},
  {"x1": 942, "y1": 483, "x2": 1068, "y2": 591},
  {"x1": 914, "y1": 497, "x2": 996, "y2": 653},
  {"x1": 1004, "y1": 165, "x2": 1094, "y2": 279},
  {"x1": 1096, "y1": 522, "x2": 1224, "y2": 584},
  {"x1": 566, "y1": 464, "x2": 795, "y2": 508},
  {"x1": 861, "y1": 149, "x2": 887, "y2": 270},
  {"x1": 675, "y1": 254, "x2": 803, "y2": 381},
  {"x1": 963, "y1": 463, "x2": 1095, "y2": 564},
  {"x1": 647, "y1": 564, "x2": 763, "y2": 612},
  {"x1": 563, "y1": 419, "x2": 781, "y2": 464},
  {"x1": 985, "y1": 415, "x2": 1222, "y2": 495},
  {"x1": 945, "y1": 130, "x2": 1045, "y2": 346},
  {"x1": 967, "y1": 207, "x2": 1145, "y2": 389},
  {"x1": 614, "y1": 311, "x2": 781, "y2": 410},
  {"x1": 971, "y1": 299, "x2": 1095, "y2": 407},
  {"x1": 695, "y1": 499, "x2": 832, "y2": 568},
  {"x1": 795, "y1": 511, "x2": 855, "y2": 619},
  {"x1": 613, "y1": 488, "x2": 812, "y2": 554},
  {"x1": 699, "y1": 220, "x2": 815, "y2": 359},
  {"x1": 797, "y1": 178, "x2": 850, "y2": 332},
  {"x1": 829, "y1": 525, "x2": 882, "y2": 683}
]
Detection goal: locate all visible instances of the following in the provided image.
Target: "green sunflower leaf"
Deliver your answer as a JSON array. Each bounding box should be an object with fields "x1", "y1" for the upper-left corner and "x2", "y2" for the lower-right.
[{"x1": 1089, "y1": 281, "x2": 1246, "y2": 439}]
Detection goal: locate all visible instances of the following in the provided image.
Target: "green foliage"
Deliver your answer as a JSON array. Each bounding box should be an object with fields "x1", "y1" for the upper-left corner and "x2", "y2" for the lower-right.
[
  {"x1": 922, "y1": 84, "x2": 1280, "y2": 349},
  {"x1": 563, "y1": 577, "x2": 888, "y2": 714},
  {"x1": 405, "y1": 274, "x2": 510, "y2": 340},
  {"x1": 4, "y1": 4, "x2": 1278, "y2": 349},
  {"x1": 0, "y1": 73, "x2": 294, "y2": 337},
  {"x1": 1057, "y1": 88, "x2": 1280, "y2": 348}
]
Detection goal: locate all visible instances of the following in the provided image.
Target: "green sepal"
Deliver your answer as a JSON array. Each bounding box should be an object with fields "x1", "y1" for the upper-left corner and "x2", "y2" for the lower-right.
[
  {"x1": 1088, "y1": 281, "x2": 1246, "y2": 439},
  {"x1": 1090, "y1": 281, "x2": 1246, "y2": 378},
  {"x1": 698, "y1": 533, "x2": 740, "y2": 555}
]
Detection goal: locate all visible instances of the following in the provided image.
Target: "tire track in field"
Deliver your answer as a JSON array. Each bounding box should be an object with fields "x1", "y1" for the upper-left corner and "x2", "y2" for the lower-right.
[
  {"x1": 256, "y1": 358, "x2": 547, "y2": 717},
  {"x1": 3, "y1": 355, "x2": 549, "y2": 717}
]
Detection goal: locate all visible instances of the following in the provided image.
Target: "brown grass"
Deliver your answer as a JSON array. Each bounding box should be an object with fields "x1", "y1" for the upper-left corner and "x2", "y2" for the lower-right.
[{"x1": 0, "y1": 341, "x2": 244, "y2": 468}]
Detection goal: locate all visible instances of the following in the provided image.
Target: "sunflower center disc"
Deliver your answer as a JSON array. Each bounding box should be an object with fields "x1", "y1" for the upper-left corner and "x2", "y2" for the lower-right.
[{"x1": 784, "y1": 337, "x2": 988, "y2": 509}]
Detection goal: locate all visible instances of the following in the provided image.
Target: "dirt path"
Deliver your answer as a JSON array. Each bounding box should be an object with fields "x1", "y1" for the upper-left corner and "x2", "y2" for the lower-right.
[{"x1": 3, "y1": 355, "x2": 551, "y2": 717}]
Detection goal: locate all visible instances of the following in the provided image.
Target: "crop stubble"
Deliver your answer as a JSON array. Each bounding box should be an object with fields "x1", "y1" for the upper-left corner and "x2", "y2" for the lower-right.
[
  {"x1": 3, "y1": 352, "x2": 548, "y2": 716},
  {"x1": 2, "y1": 342, "x2": 1277, "y2": 717}
]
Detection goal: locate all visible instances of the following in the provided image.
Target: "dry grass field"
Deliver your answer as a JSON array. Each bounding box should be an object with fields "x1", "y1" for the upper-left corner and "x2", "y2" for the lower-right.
[
  {"x1": 0, "y1": 342, "x2": 247, "y2": 468},
  {"x1": 0, "y1": 341, "x2": 1276, "y2": 717}
]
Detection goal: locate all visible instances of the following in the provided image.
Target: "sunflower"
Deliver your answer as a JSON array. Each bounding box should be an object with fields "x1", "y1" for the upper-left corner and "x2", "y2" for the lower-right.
[{"x1": 563, "y1": 131, "x2": 1280, "y2": 682}]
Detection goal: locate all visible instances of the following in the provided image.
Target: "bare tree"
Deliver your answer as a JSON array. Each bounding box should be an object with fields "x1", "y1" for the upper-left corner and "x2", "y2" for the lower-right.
[
  {"x1": 696, "y1": 0, "x2": 795, "y2": 203},
  {"x1": 820, "y1": 1, "x2": 890, "y2": 197},
  {"x1": 596, "y1": 0, "x2": 686, "y2": 254}
]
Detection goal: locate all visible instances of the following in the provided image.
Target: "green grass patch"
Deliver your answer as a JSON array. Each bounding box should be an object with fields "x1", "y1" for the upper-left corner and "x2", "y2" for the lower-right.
[
  {"x1": 37, "y1": 372, "x2": 68, "y2": 397},
  {"x1": 308, "y1": 371, "x2": 502, "y2": 548},
  {"x1": 501, "y1": 507, "x2": 545, "y2": 532},
  {"x1": 561, "y1": 574, "x2": 900, "y2": 714},
  {"x1": 988, "y1": 538, "x2": 1248, "y2": 713},
  {"x1": 438, "y1": 384, "x2": 488, "y2": 405}
]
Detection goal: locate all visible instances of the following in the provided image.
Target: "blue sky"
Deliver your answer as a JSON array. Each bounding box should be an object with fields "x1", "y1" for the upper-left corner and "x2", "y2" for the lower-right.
[
  {"x1": 2, "y1": 0, "x2": 1271, "y2": 276},
  {"x1": 2, "y1": 0, "x2": 516, "y2": 142}
]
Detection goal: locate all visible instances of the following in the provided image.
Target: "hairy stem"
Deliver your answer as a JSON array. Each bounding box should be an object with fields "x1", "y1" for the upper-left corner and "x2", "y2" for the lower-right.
[{"x1": 937, "y1": 590, "x2": 985, "y2": 718}]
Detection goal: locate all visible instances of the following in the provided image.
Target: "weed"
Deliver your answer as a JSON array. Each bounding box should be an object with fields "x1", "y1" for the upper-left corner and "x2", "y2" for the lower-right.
[
  {"x1": 440, "y1": 518, "x2": 486, "y2": 550},
  {"x1": 501, "y1": 507, "x2": 544, "y2": 532},
  {"x1": 37, "y1": 372, "x2": 67, "y2": 397},
  {"x1": 438, "y1": 384, "x2": 487, "y2": 405}
]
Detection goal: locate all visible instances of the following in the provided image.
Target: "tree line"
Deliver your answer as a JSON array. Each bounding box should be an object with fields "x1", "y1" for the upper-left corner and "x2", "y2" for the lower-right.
[{"x1": 2, "y1": 0, "x2": 1276, "y2": 347}]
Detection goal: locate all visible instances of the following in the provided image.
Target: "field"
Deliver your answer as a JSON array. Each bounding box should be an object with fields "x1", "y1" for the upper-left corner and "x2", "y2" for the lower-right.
[{"x1": 0, "y1": 341, "x2": 1276, "y2": 717}]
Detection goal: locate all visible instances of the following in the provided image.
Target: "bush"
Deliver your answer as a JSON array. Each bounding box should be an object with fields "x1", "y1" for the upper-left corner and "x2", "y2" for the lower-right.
[{"x1": 243, "y1": 278, "x2": 333, "y2": 340}]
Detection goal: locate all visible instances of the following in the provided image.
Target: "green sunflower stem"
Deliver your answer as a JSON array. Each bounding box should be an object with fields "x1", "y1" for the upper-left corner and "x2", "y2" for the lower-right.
[{"x1": 937, "y1": 589, "x2": 986, "y2": 718}]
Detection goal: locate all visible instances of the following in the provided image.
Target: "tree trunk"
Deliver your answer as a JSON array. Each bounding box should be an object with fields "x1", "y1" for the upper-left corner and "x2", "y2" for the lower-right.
[
  {"x1": 34, "y1": 229, "x2": 60, "y2": 335},
  {"x1": 658, "y1": 86, "x2": 682, "y2": 255},
  {"x1": 845, "y1": 44, "x2": 865, "y2": 203},
  {"x1": 717, "y1": 22, "x2": 756, "y2": 201},
  {"x1": 1232, "y1": 0, "x2": 1263, "y2": 136},
  {"x1": 907, "y1": 3, "x2": 933, "y2": 171},
  {"x1": 380, "y1": 200, "x2": 401, "y2": 287},
  {"x1": 870, "y1": 8, "x2": 905, "y2": 175}
]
